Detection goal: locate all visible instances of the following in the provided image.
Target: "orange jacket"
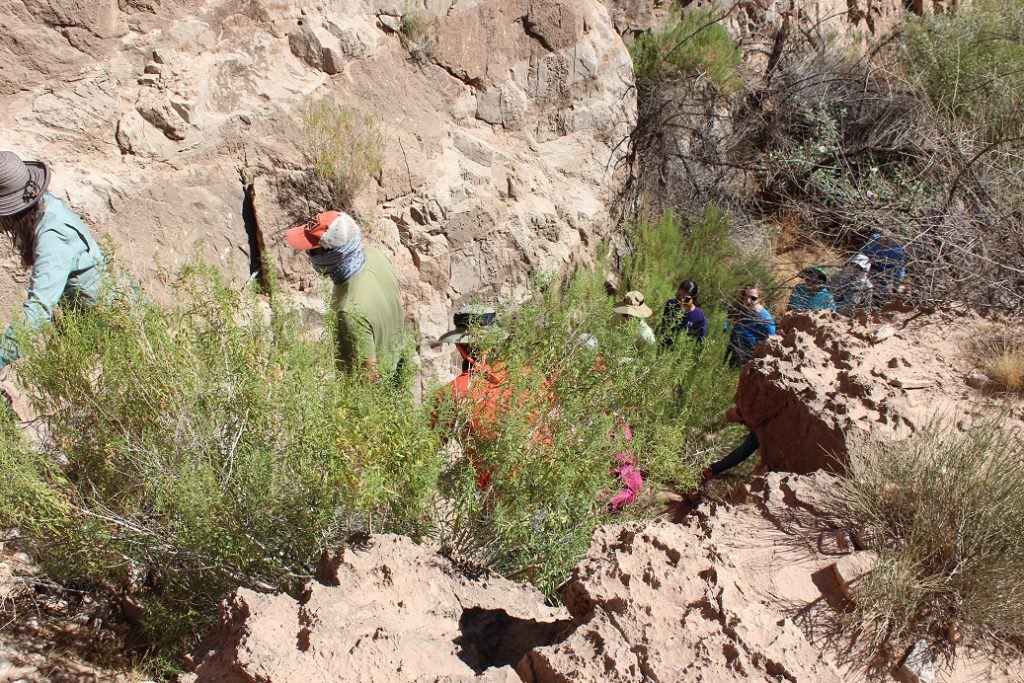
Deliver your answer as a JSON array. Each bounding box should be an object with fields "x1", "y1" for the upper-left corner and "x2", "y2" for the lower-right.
[{"x1": 433, "y1": 361, "x2": 555, "y2": 489}]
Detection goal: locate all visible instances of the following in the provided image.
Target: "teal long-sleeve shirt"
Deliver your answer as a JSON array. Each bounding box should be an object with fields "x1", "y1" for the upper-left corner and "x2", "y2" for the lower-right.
[{"x1": 1, "y1": 194, "x2": 105, "y2": 370}]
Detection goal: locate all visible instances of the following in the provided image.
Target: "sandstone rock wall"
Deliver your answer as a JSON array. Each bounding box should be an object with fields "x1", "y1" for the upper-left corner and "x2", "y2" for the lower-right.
[{"x1": 0, "y1": 0, "x2": 635, "y2": 379}]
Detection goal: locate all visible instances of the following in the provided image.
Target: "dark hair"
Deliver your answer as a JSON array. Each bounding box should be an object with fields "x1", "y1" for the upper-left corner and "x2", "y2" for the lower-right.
[
  {"x1": 0, "y1": 199, "x2": 44, "y2": 268},
  {"x1": 677, "y1": 280, "x2": 699, "y2": 301}
]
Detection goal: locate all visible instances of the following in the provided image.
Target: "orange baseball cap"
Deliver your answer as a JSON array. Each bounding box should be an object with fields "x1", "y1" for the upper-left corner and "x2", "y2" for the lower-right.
[{"x1": 286, "y1": 211, "x2": 342, "y2": 250}]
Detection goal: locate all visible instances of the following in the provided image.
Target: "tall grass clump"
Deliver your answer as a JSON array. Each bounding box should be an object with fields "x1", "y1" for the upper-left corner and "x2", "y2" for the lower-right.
[
  {"x1": 631, "y1": 5, "x2": 743, "y2": 92},
  {"x1": 973, "y1": 334, "x2": 1024, "y2": 394},
  {"x1": 0, "y1": 261, "x2": 440, "y2": 657},
  {"x1": 304, "y1": 98, "x2": 385, "y2": 210},
  {"x1": 435, "y1": 208, "x2": 767, "y2": 595},
  {"x1": 842, "y1": 424, "x2": 1024, "y2": 651}
]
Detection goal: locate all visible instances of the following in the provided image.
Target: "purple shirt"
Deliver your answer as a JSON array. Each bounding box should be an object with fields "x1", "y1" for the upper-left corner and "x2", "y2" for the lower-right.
[{"x1": 659, "y1": 299, "x2": 707, "y2": 346}]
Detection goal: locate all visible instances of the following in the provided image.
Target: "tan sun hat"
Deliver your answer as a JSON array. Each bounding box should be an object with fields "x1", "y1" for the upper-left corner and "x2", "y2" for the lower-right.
[
  {"x1": 612, "y1": 290, "x2": 653, "y2": 318},
  {"x1": 0, "y1": 152, "x2": 50, "y2": 217}
]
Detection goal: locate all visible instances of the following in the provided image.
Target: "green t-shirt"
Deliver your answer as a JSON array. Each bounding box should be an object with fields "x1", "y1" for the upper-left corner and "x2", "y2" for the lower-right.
[{"x1": 332, "y1": 246, "x2": 405, "y2": 377}]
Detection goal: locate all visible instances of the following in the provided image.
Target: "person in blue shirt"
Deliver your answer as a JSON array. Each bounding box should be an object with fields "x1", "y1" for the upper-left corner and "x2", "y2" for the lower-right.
[
  {"x1": 725, "y1": 283, "x2": 775, "y2": 367},
  {"x1": 788, "y1": 266, "x2": 835, "y2": 313},
  {"x1": 861, "y1": 231, "x2": 906, "y2": 305},
  {"x1": 0, "y1": 151, "x2": 105, "y2": 375},
  {"x1": 658, "y1": 279, "x2": 707, "y2": 347}
]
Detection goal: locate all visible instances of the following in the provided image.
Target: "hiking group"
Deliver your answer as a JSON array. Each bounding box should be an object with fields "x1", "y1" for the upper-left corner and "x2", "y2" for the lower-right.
[{"x1": 0, "y1": 150, "x2": 907, "y2": 504}]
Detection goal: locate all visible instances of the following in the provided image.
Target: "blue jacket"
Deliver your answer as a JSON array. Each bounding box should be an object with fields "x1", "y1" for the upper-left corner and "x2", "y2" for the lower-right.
[
  {"x1": 788, "y1": 284, "x2": 836, "y2": 312},
  {"x1": 861, "y1": 234, "x2": 906, "y2": 282},
  {"x1": 1, "y1": 194, "x2": 104, "y2": 369},
  {"x1": 726, "y1": 307, "x2": 775, "y2": 365}
]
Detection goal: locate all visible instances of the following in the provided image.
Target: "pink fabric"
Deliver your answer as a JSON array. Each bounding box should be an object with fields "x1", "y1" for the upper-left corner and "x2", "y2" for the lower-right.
[{"x1": 607, "y1": 419, "x2": 643, "y2": 511}]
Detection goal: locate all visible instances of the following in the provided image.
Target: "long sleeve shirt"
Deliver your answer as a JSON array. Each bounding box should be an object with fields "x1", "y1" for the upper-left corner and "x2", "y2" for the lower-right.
[
  {"x1": 1, "y1": 194, "x2": 104, "y2": 369},
  {"x1": 726, "y1": 307, "x2": 775, "y2": 365},
  {"x1": 788, "y1": 284, "x2": 836, "y2": 312}
]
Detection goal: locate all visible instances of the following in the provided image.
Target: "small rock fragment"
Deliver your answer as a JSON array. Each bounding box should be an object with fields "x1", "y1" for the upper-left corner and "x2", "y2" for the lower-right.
[
  {"x1": 872, "y1": 324, "x2": 896, "y2": 343},
  {"x1": 831, "y1": 551, "x2": 877, "y2": 601},
  {"x1": 377, "y1": 14, "x2": 401, "y2": 32},
  {"x1": 898, "y1": 639, "x2": 935, "y2": 683},
  {"x1": 965, "y1": 370, "x2": 991, "y2": 390},
  {"x1": 888, "y1": 377, "x2": 932, "y2": 390}
]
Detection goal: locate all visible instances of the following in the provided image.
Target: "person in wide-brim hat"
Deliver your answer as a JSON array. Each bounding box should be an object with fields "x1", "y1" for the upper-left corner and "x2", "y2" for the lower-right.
[
  {"x1": 610, "y1": 290, "x2": 656, "y2": 349},
  {"x1": 0, "y1": 151, "x2": 50, "y2": 217},
  {"x1": 0, "y1": 151, "x2": 105, "y2": 375},
  {"x1": 612, "y1": 290, "x2": 653, "y2": 319}
]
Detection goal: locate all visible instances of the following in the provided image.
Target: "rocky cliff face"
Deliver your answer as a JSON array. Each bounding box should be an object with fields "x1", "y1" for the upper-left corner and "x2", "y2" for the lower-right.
[
  {"x1": 1, "y1": 0, "x2": 924, "y2": 381},
  {"x1": 0, "y1": 0, "x2": 635, "y2": 376}
]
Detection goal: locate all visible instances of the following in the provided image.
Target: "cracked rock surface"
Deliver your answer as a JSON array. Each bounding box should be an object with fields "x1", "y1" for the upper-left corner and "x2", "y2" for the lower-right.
[
  {"x1": 734, "y1": 309, "x2": 1024, "y2": 474},
  {"x1": 184, "y1": 534, "x2": 571, "y2": 682}
]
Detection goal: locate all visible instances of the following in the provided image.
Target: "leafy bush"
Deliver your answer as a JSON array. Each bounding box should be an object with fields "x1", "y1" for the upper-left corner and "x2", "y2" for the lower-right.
[
  {"x1": 303, "y1": 99, "x2": 385, "y2": 211},
  {"x1": 631, "y1": 6, "x2": 743, "y2": 92},
  {"x1": 903, "y1": 1, "x2": 1024, "y2": 138},
  {"x1": 435, "y1": 207, "x2": 765, "y2": 594},
  {"x1": 842, "y1": 425, "x2": 1024, "y2": 651},
  {"x1": 622, "y1": 205, "x2": 778, "y2": 313},
  {"x1": 0, "y1": 262, "x2": 440, "y2": 656}
]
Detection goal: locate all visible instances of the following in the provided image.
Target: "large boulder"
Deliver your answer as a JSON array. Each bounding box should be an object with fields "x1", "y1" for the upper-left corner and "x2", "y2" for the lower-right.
[
  {"x1": 733, "y1": 309, "x2": 1020, "y2": 474},
  {"x1": 518, "y1": 473, "x2": 848, "y2": 682}
]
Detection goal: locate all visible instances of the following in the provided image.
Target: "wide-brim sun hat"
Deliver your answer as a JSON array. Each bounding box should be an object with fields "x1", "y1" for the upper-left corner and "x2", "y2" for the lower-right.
[
  {"x1": 0, "y1": 152, "x2": 50, "y2": 217},
  {"x1": 612, "y1": 290, "x2": 653, "y2": 318},
  {"x1": 439, "y1": 304, "x2": 508, "y2": 344}
]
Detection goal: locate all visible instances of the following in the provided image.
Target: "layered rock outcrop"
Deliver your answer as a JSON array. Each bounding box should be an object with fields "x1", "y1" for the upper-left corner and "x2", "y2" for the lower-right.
[
  {"x1": 0, "y1": 0, "x2": 635, "y2": 378},
  {"x1": 734, "y1": 309, "x2": 1024, "y2": 473},
  {"x1": 183, "y1": 473, "x2": 1022, "y2": 682},
  {"x1": 184, "y1": 534, "x2": 571, "y2": 682}
]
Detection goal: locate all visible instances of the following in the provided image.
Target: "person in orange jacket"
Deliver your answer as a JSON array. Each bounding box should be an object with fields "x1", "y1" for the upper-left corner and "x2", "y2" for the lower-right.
[
  {"x1": 432, "y1": 305, "x2": 556, "y2": 490},
  {"x1": 433, "y1": 305, "x2": 513, "y2": 489}
]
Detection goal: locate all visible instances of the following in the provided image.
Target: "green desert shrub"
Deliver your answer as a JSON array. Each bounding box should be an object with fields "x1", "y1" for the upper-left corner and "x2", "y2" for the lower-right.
[
  {"x1": 303, "y1": 98, "x2": 385, "y2": 210},
  {"x1": 0, "y1": 261, "x2": 440, "y2": 656},
  {"x1": 903, "y1": 1, "x2": 1024, "y2": 138},
  {"x1": 631, "y1": 6, "x2": 743, "y2": 92},
  {"x1": 842, "y1": 424, "x2": 1024, "y2": 651},
  {"x1": 434, "y1": 208, "x2": 767, "y2": 595},
  {"x1": 623, "y1": 205, "x2": 779, "y2": 314}
]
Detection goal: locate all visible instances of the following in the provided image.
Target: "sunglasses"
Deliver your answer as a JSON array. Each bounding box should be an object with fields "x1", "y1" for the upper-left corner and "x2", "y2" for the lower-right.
[
  {"x1": 743, "y1": 295, "x2": 759, "y2": 302},
  {"x1": 680, "y1": 296, "x2": 693, "y2": 303}
]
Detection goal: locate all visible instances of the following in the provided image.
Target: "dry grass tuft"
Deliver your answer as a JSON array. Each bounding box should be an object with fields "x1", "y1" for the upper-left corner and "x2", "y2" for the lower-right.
[
  {"x1": 980, "y1": 343, "x2": 1024, "y2": 394},
  {"x1": 841, "y1": 424, "x2": 1024, "y2": 653}
]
